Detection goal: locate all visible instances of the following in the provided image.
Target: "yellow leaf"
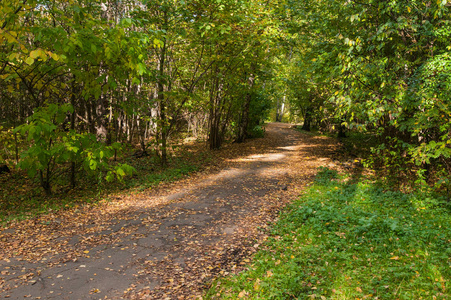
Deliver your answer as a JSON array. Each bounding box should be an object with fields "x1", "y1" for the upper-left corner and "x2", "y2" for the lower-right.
[
  {"x1": 50, "y1": 52, "x2": 60, "y2": 61},
  {"x1": 25, "y1": 57, "x2": 34, "y2": 65},
  {"x1": 390, "y1": 256, "x2": 399, "y2": 260},
  {"x1": 6, "y1": 33, "x2": 17, "y2": 43},
  {"x1": 8, "y1": 53, "x2": 18, "y2": 61},
  {"x1": 84, "y1": 250, "x2": 90, "y2": 254},
  {"x1": 30, "y1": 50, "x2": 40, "y2": 59},
  {"x1": 20, "y1": 44, "x2": 28, "y2": 53},
  {"x1": 254, "y1": 279, "x2": 260, "y2": 291}
]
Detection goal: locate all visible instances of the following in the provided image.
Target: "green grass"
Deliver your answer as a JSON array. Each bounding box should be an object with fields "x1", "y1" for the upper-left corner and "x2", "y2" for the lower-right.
[{"x1": 206, "y1": 167, "x2": 451, "y2": 299}]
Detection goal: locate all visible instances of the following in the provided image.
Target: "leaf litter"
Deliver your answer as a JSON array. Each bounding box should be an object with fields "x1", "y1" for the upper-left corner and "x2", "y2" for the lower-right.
[{"x1": 0, "y1": 123, "x2": 352, "y2": 299}]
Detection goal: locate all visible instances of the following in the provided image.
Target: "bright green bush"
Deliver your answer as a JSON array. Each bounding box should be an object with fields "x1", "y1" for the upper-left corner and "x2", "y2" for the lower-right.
[{"x1": 14, "y1": 104, "x2": 134, "y2": 194}]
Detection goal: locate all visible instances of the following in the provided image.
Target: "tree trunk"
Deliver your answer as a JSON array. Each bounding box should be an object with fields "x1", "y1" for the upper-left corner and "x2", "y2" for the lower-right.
[
  {"x1": 157, "y1": 14, "x2": 168, "y2": 166},
  {"x1": 301, "y1": 108, "x2": 312, "y2": 131},
  {"x1": 208, "y1": 71, "x2": 223, "y2": 150},
  {"x1": 236, "y1": 72, "x2": 255, "y2": 143},
  {"x1": 276, "y1": 96, "x2": 285, "y2": 122},
  {"x1": 70, "y1": 79, "x2": 76, "y2": 189}
]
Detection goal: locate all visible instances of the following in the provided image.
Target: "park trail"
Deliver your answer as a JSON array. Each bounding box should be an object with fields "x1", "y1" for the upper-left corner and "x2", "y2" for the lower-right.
[{"x1": 0, "y1": 123, "x2": 346, "y2": 299}]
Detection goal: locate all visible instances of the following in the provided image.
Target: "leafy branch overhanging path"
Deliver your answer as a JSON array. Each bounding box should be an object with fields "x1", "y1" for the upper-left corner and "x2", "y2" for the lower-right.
[{"x1": 0, "y1": 123, "x2": 343, "y2": 299}]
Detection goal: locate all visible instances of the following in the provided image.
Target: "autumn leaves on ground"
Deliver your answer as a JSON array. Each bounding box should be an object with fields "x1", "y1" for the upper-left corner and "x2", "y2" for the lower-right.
[{"x1": 0, "y1": 123, "x2": 344, "y2": 299}]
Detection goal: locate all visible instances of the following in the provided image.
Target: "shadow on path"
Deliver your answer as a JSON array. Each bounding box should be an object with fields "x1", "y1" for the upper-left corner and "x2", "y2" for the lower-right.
[{"x1": 0, "y1": 123, "x2": 345, "y2": 299}]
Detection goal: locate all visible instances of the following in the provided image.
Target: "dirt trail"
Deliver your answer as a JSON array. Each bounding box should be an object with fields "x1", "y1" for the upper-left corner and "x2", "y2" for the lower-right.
[{"x1": 0, "y1": 123, "x2": 342, "y2": 299}]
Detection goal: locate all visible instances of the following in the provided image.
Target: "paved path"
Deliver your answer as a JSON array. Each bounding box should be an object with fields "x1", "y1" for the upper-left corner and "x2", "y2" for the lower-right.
[{"x1": 0, "y1": 123, "x2": 340, "y2": 299}]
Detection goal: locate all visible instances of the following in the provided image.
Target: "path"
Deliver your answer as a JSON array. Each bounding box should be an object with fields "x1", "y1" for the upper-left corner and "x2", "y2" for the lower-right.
[{"x1": 0, "y1": 123, "x2": 343, "y2": 299}]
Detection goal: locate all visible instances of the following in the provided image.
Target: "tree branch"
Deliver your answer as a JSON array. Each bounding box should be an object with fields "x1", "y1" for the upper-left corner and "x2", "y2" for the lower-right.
[{"x1": 1, "y1": 0, "x2": 28, "y2": 30}]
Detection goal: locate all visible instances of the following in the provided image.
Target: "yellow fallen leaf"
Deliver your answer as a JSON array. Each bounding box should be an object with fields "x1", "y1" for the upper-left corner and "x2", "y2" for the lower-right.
[
  {"x1": 254, "y1": 279, "x2": 260, "y2": 291},
  {"x1": 390, "y1": 256, "x2": 399, "y2": 260}
]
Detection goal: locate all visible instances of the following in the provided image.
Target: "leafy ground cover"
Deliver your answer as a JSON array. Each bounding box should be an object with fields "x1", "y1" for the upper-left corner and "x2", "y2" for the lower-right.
[
  {"x1": 0, "y1": 142, "x2": 212, "y2": 224},
  {"x1": 1, "y1": 123, "x2": 341, "y2": 299},
  {"x1": 295, "y1": 128, "x2": 379, "y2": 160},
  {"x1": 206, "y1": 167, "x2": 451, "y2": 299}
]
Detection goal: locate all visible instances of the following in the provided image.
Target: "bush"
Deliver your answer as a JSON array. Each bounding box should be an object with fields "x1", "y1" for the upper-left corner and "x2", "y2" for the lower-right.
[
  {"x1": 249, "y1": 125, "x2": 265, "y2": 138},
  {"x1": 14, "y1": 104, "x2": 134, "y2": 194}
]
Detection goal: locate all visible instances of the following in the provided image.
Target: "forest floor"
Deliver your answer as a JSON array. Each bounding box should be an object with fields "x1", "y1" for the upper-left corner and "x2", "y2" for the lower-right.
[{"x1": 0, "y1": 123, "x2": 352, "y2": 299}]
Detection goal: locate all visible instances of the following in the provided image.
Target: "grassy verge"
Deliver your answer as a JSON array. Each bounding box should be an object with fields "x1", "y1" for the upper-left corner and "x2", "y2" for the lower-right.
[{"x1": 206, "y1": 167, "x2": 451, "y2": 299}]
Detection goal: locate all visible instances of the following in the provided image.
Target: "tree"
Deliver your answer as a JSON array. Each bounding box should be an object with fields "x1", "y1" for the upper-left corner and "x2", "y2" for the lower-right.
[{"x1": 279, "y1": 0, "x2": 451, "y2": 186}]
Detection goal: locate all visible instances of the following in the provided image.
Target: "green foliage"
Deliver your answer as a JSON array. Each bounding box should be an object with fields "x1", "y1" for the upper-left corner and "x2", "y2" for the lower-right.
[
  {"x1": 14, "y1": 104, "x2": 74, "y2": 193},
  {"x1": 247, "y1": 91, "x2": 272, "y2": 135},
  {"x1": 14, "y1": 104, "x2": 134, "y2": 194},
  {"x1": 0, "y1": 125, "x2": 18, "y2": 163},
  {"x1": 207, "y1": 168, "x2": 451, "y2": 299},
  {"x1": 279, "y1": 0, "x2": 451, "y2": 187},
  {"x1": 249, "y1": 125, "x2": 265, "y2": 139},
  {"x1": 314, "y1": 166, "x2": 338, "y2": 184}
]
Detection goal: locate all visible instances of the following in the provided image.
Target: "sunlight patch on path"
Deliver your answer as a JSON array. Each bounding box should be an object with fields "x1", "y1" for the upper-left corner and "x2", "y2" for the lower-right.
[
  {"x1": 229, "y1": 153, "x2": 287, "y2": 162},
  {"x1": 277, "y1": 145, "x2": 299, "y2": 151}
]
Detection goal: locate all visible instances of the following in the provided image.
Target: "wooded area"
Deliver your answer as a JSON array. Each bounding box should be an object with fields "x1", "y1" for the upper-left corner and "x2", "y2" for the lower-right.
[
  {"x1": 1, "y1": 0, "x2": 275, "y2": 195},
  {"x1": 282, "y1": 0, "x2": 451, "y2": 190},
  {"x1": 1, "y1": 1, "x2": 451, "y2": 298},
  {"x1": 1, "y1": 0, "x2": 450, "y2": 194}
]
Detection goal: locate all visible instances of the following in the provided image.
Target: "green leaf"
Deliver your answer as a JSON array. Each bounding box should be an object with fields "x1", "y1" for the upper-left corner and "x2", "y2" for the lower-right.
[
  {"x1": 116, "y1": 168, "x2": 125, "y2": 177},
  {"x1": 89, "y1": 159, "x2": 97, "y2": 170}
]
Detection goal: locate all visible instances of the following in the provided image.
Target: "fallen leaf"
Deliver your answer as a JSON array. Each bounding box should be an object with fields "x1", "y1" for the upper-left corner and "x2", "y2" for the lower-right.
[{"x1": 238, "y1": 290, "x2": 248, "y2": 298}]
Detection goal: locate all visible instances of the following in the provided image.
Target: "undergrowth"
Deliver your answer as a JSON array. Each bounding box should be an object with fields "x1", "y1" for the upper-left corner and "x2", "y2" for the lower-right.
[
  {"x1": 0, "y1": 148, "x2": 212, "y2": 224},
  {"x1": 206, "y1": 167, "x2": 451, "y2": 299},
  {"x1": 295, "y1": 128, "x2": 379, "y2": 159}
]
